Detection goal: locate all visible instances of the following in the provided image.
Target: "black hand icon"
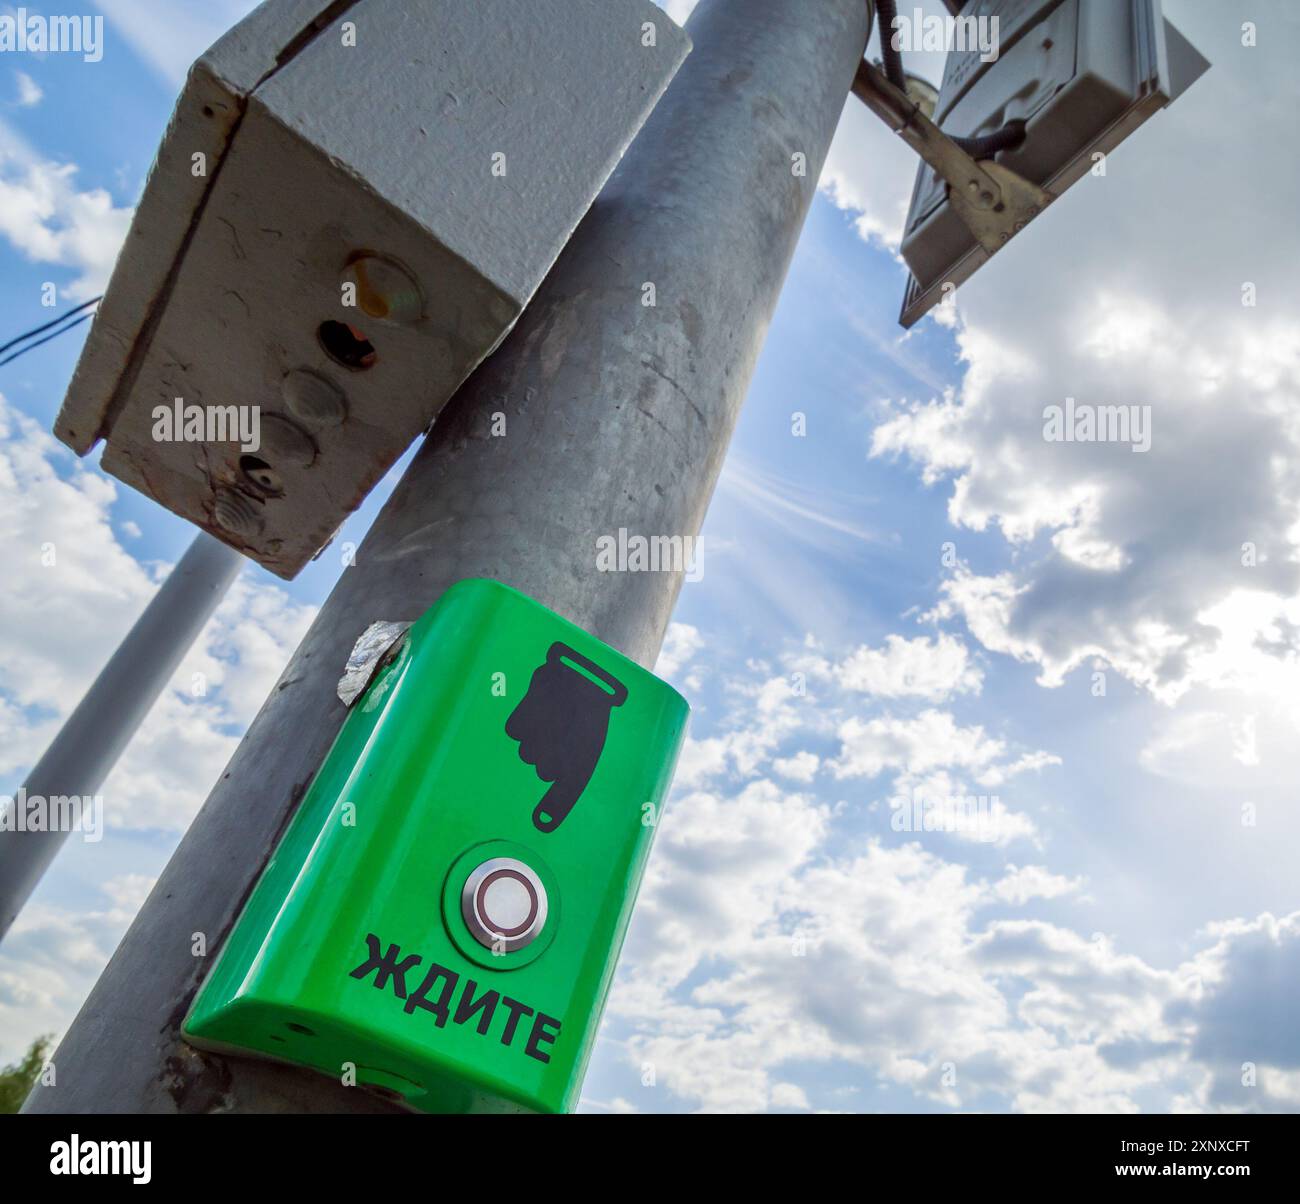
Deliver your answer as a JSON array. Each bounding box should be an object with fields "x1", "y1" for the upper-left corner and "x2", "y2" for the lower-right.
[{"x1": 505, "y1": 642, "x2": 628, "y2": 833}]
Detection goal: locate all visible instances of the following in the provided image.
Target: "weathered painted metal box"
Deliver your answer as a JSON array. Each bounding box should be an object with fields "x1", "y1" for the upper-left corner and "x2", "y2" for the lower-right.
[
  {"x1": 55, "y1": 0, "x2": 689, "y2": 576},
  {"x1": 898, "y1": 0, "x2": 1207, "y2": 325}
]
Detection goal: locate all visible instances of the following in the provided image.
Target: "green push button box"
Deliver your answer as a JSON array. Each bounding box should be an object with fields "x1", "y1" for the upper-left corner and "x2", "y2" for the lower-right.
[{"x1": 183, "y1": 579, "x2": 688, "y2": 1113}]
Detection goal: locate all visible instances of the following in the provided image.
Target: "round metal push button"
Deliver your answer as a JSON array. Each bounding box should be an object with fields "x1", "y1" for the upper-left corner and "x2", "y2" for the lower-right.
[{"x1": 461, "y1": 857, "x2": 548, "y2": 952}]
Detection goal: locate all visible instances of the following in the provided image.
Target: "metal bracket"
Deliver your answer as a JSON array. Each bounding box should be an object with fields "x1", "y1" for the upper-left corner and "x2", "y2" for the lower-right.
[{"x1": 851, "y1": 58, "x2": 1053, "y2": 256}]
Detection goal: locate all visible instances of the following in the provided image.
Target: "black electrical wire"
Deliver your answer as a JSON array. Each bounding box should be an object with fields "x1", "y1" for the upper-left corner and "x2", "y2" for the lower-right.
[
  {"x1": 0, "y1": 294, "x2": 102, "y2": 359},
  {"x1": 875, "y1": 0, "x2": 908, "y2": 92},
  {"x1": 874, "y1": 0, "x2": 1028, "y2": 160},
  {"x1": 952, "y1": 118, "x2": 1028, "y2": 158},
  {"x1": 0, "y1": 308, "x2": 97, "y2": 368}
]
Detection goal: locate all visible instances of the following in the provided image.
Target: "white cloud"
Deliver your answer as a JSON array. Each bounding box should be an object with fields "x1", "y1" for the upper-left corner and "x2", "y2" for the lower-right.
[
  {"x1": 0, "y1": 873, "x2": 154, "y2": 1063},
  {"x1": 821, "y1": 99, "x2": 923, "y2": 250},
  {"x1": 672, "y1": 733, "x2": 729, "y2": 789},
  {"x1": 772, "y1": 750, "x2": 819, "y2": 782},
  {"x1": 660, "y1": 632, "x2": 1046, "y2": 848},
  {"x1": 655, "y1": 621, "x2": 703, "y2": 678},
  {"x1": 0, "y1": 396, "x2": 154, "y2": 775},
  {"x1": 769, "y1": 1081, "x2": 811, "y2": 1110},
  {"x1": 614, "y1": 801, "x2": 1206, "y2": 1112},
  {"x1": 1173, "y1": 911, "x2": 1300, "y2": 1110},
  {"x1": 992, "y1": 864, "x2": 1083, "y2": 906},
  {"x1": 594, "y1": 619, "x2": 1300, "y2": 1113},
  {"x1": 14, "y1": 71, "x2": 42, "y2": 107},
  {"x1": 597, "y1": 644, "x2": 1148, "y2": 1111},
  {"x1": 0, "y1": 391, "x2": 315, "y2": 829},
  {"x1": 99, "y1": 571, "x2": 315, "y2": 832},
  {"x1": 976, "y1": 749, "x2": 1062, "y2": 789},
  {"x1": 608, "y1": 743, "x2": 1300, "y2": 1112},
  {"x1": 833, "y1": 708, "x2": 1005, "y2": 780},
  {"x1": 834, "y1": 632, "x2": 982, "y2": 701},
  {"x1": 0, "y1": 118, "x2": 133, "y2": 299}
]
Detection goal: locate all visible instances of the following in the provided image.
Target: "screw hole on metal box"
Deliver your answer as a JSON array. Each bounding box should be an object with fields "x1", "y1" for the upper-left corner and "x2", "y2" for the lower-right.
[
  {"x1": 318, "y1": 320, "x2": 377, "y2": 370},
  {"x1": 240, "y1": 454, "x2": 283, "y2": 495}
]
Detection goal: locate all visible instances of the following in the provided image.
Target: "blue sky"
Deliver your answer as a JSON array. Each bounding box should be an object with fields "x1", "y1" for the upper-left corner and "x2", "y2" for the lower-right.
[{"x1": 3, "y1": 0, "x2": 1300, "y2": 1113}]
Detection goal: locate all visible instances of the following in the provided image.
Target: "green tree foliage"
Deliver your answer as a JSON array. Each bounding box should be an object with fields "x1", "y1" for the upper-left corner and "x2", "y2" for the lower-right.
[{"x1": 0, "y1": 1035, "x2": 52, "y2": 1113}]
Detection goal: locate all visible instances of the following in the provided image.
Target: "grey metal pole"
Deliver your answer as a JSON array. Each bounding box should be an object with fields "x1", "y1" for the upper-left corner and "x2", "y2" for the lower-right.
[
  {"x1": 0, "y1": 530, "x2": 242, "y2": 942},
  {"x1": 25, "y1": 0, "x2": 871, "y2": 1113}
]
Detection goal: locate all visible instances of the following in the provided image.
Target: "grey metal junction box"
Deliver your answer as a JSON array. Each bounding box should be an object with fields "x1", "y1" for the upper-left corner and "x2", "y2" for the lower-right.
[
  {"x1": 56, "y1": 0, "x2": 690, "y2": 578},
  {"x1": 898, "y1": 0, "x2": 1208, "y2": 326}
]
